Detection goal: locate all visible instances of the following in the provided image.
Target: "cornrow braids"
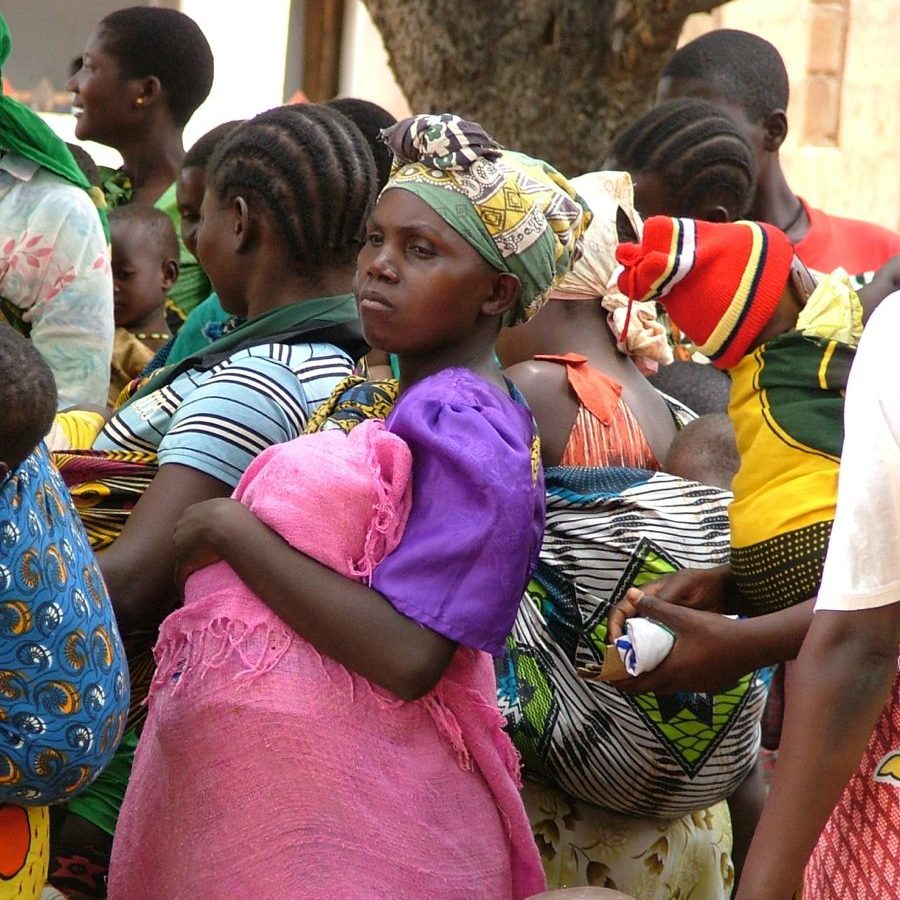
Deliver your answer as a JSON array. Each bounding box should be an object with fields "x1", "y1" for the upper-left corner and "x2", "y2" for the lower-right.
[
  {"x1": 99, "y1": 7, "x2": 214, "y2": 127},
  {"x1": 0, "y1": 325, "x2": 57, "y2": 469},
  {"x1": 183, "y1": 120, "x2": 245, "y2": 170},
  {"x1": 323, "y1": 97, "x2": 397, "y2": 192},
  {"x1": 610, "y1": 99, "x2": 756, "y2": 220},
  {"x1": 660, "y1": 29, "x2": 789, "y2": 122},
  {"x1": 206, "y1": 104, "x2": 378, "y2": 276}
]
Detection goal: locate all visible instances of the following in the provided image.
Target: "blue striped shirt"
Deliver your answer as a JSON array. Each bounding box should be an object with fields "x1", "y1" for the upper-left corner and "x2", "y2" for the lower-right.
[{"x1": 94, "y1": 342, "x2": 353, "y2": 487}]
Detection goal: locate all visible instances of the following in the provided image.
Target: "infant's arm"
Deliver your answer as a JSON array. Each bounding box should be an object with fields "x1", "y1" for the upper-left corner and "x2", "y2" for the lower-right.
[{"x1": 859, "y1": 254, "x2": 900, "y2": 322}]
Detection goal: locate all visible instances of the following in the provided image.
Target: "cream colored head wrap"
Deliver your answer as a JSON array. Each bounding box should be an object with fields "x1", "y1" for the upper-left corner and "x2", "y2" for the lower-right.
[{"x1": 550, "y1": 171, "x2": 673, "y2": 374}]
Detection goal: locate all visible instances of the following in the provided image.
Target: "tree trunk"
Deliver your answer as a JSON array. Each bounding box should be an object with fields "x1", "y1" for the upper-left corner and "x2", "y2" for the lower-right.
[{"x1": 360, "y1": 0, "x2": 732, "y2": 176}]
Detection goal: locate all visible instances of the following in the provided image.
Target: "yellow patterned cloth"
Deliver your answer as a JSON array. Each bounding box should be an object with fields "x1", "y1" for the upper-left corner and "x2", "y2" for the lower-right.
[
  {"x1": 45, "y1": 411, "x2": 107, "y2": 452},
  {"x1": 728, "y1": 272, "x2": 862, "y2": 614},
  {"x1": 523, "y1": 779, "x2": 734, "y2": 900},
  {"x1": 0, "y1": 804, "x2": 48, "y2": 900}
]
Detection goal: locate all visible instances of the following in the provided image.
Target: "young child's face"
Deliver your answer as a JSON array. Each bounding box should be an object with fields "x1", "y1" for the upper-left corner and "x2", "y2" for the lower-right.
[
  {"x1": 110, "y1": 224, "x2": 170, "y2": 330},
  {"x1": 176, "y1": 166, "x2": 205, "y2": 258}
]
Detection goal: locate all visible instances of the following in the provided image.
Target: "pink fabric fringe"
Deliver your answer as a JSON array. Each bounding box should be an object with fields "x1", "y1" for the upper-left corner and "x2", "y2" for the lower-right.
[{"x1": 108, "y1": 422, "x2": 543, "y2": 898}]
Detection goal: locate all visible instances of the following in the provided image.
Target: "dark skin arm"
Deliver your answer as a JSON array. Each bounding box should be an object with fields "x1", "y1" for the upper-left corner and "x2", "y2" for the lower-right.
[
  {"x1": 172, "y1": 497, "x2": 456, "y2": 701},
  {"x1": 606, "y1": 583, "x2": 813, "y2": 694},
  {"x1": 736, "y1": 602, "x2": 900, "y2": 900},
  {"x1": 98, "y1": 463, "x2": 232, "y2": 635},
  {"x1": 858, "y1": 254, "x2": 900, "y2": 321},
  {"x1": 504, "y1": 360, "x2": 577, "y2": 466}
]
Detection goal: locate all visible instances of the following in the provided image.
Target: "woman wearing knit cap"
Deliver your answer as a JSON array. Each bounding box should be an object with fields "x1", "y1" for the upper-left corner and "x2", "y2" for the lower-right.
[
  {"x1": 606, "y1": 227, "x2": 899, "y2": 713},
  {"x1": 109, "y1": 113, "x2": 589, "y2": 898},
  {"x1": 496, "y1": 176, "x2": 766, "y2": 898}
]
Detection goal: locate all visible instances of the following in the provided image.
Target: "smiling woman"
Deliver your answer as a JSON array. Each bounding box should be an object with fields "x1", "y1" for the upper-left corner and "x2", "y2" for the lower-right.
[{"x1": 65, "y1": 6, "x2": 215, "y2": 325}]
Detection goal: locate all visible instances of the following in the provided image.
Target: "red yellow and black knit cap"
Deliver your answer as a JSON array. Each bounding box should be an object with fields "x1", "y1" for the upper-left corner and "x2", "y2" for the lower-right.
[{"x1": 615, "y1": 217, "x2": 794, "y2": 370}]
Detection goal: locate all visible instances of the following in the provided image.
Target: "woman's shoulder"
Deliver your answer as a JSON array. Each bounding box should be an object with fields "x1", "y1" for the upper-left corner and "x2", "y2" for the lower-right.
[
  {"x1": 400, "y1": 366, "x2": 528, "y2": 410},
  {"x1": 388, "y1": 368, "x2": 540, "y2": 482},
  {"x1": 223, "y1": 340, "x2": 353, "y2": 370}
]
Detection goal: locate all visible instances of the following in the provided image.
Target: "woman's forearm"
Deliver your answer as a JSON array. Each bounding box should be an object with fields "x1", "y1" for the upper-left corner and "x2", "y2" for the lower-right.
[
  {"x1": 735, "y1": 598, "x2": 815, "y2": 669},
  {"x1": 189, "y1": 500, "x2": 455, "y2": 700},
  {"x1": 737, "y1": 604, "x2": 900, "y2": 900},
  {"x1": 100, "y1": 464, "x2": 231, "y2": 634}
]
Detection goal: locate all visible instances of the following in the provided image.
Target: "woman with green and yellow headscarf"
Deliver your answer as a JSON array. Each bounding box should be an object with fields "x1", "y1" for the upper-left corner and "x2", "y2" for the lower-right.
[
  {"x1": 108, "y1": 113, "x2": 589, "y2": 899},
  {"x1": 0, "y1": 13, "x2": 113, "y2": 412}
]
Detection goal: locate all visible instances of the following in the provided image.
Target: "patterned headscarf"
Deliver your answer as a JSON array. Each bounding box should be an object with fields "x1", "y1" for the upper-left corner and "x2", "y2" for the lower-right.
[
  {"x1": 0, "y1": 15, "x2": 109, "y2": 240},
  {"x1": 550, "y1": 171, "x2": 673, "y2": 374},
  {"x1": 381, "y1": 114, "x2": 590, "y2": 325}
]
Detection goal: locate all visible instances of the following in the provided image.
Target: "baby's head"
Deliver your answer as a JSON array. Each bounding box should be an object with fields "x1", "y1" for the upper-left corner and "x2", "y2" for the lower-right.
[
  {"x1": 664, "y1": 413, "x2": 740, "y2": 490},
  {"x1": 0, "y1": 326, "x2": 57, "y2": 475},
  {"x1": 109, "y1": 204, "x2": 179, "y2": 331},
  {"x1": 616, "y1": 216, "x2": 810, "y2": 369}
]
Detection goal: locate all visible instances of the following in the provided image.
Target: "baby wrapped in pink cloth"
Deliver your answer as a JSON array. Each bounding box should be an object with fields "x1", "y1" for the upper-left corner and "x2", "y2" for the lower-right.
[{"x1": 109, "y1": 419, "x2": 543, "y2": 900}]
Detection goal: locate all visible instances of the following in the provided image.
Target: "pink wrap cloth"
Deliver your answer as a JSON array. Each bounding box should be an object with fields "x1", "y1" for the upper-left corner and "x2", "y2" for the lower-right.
[{"x1": 108, "y1": 420, "x2": 544, "y2": 899}]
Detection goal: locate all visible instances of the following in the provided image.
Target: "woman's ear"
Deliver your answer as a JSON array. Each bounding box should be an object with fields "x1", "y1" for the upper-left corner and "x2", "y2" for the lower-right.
[
  {"x1": 482, "y1": 273, "x2": 521, "y2": 319},
  {"x1": 134, "y1": 75, "x2": 162, "y2": 111},
  {"x1": 233, "y1": 196, "x2": 251, "y2": 253}
]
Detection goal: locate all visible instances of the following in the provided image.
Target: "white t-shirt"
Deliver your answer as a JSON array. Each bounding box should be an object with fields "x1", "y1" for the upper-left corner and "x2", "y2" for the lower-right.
[{"x1": 815, "y1": 291, "x2": 900, "y2": 611}]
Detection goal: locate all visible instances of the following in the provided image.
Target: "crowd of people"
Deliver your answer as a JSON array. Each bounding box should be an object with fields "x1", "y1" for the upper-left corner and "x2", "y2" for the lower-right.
[{"x1": 1, "y1": 6, "x2": 898, "y2": 900}]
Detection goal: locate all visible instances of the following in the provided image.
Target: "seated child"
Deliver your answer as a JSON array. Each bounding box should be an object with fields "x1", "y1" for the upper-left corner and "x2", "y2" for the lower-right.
[
  {"x1": 0, "y1": 326, "x2": 129, "y2": 897},
  {"x1": 616, "y1": 218, "x2": 894, "y2": 618},
  {"x1": 107, "y1": 204, "x2": 180, "y2": 408}
]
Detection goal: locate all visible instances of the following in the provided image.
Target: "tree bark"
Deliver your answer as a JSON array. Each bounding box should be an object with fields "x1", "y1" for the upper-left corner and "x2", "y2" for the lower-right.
[{"x1": 361, "y1": 0, "x2": 732, "y2": 176}]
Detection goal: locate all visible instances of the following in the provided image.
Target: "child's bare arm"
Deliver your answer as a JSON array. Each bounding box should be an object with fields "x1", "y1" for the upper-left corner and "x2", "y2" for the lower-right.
[{"x1": 858, "y1": 254, "x2": 900, "y2": 322}]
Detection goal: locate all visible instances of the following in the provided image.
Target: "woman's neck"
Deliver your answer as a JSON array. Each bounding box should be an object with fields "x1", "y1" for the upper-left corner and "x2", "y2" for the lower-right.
[
  {"x1": 242, "y1": 265, "x2": 354, "y2": 321},
  {"x1": 397, "y1": 322, "x2": 505, "y2": 394},
  {"x1": 118, "y1": 127, "x2": 185, "y2": 205}
]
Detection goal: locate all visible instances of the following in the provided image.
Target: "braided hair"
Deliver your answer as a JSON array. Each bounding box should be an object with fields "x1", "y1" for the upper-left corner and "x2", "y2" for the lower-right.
[
  {"x1": 183, "y1": 120, "x2": 245, "y2": 170},
  {"x1": 660, "y1": 29, "x2": 789, "y2": 122},
  {"x1": 99, "y1": 7, "x2": 214, "y2": 127},
  {"x1": 609, "y1": 99, "x2": 755, "y2": 220},
  {"x1": 206, "y1": 104, "x2": 378, "y2": 275},
  {"x1": 323, "y1": 97, "x2": 397, "y2": 191}
]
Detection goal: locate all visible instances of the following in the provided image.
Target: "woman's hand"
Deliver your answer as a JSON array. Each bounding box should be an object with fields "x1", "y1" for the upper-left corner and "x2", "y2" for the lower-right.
[
  {"x1": 606, "y1": 590, "x2": 752, "y2": 694},
  {"x1": 608, "y1": 564, "x2": 734, "y2": 643},
  {"x1": 173, "y1": 497, "x2": 251, "y2": 591}
]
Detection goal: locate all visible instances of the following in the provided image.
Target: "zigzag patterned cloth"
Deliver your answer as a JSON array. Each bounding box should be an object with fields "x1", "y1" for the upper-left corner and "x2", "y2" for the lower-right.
[
  {"x1": 804, "y1": 671, "x2": 900, "y2": 898},
  {"x1": 497, "y1": 465, "x2": 769, "y2": 818}
]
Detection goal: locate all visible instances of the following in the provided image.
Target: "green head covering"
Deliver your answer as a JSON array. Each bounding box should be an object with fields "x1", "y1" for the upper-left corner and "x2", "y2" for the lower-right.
[
  {"x1": 0, "y1": 15, "x2": 109, "y2": 239},
  {"x1": 381, "y1": 113, "x2": 591, "y2": 326}
]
